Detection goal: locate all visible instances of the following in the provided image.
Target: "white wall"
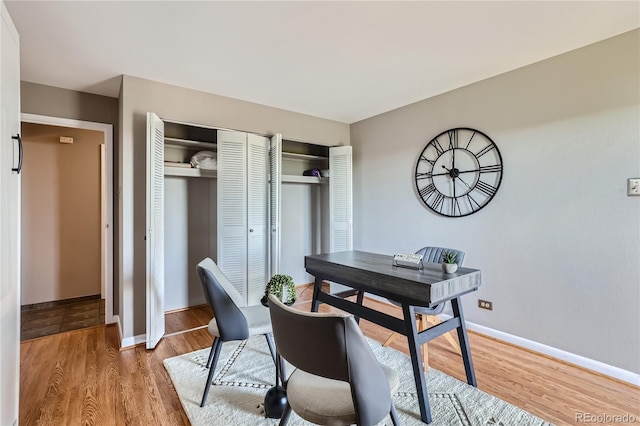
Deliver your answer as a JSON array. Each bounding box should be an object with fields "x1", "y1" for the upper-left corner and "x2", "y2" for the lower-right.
[
  {"x1": 280, "y1": 182, "x2": 326, "y2": 284},
  {"x1": 163, "y1": 177, "x2": 214, "y2": 311},
  {"x1": 350, "y1": 30, "x2": 640, "y2": 374}
]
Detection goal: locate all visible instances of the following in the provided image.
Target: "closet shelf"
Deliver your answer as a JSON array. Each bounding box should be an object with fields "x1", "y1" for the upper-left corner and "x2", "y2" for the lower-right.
[
  {"x1": 165, "y1": 137, "x2": 217, "y2": 150},
  {"x1": 282, "y1": 152, "x2": 327, "y2": 161},
  {"x1": 281, "y1": 175, "x2": 328, "y2": 184},
  {"x1": 164, "y1": 166, "x2": 217, "y2": 178}
]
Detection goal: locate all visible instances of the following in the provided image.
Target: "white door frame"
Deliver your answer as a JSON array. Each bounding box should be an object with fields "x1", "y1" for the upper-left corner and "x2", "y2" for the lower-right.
[{"x1": 20, "y1": 113, "x2": 115, "y2": 324}]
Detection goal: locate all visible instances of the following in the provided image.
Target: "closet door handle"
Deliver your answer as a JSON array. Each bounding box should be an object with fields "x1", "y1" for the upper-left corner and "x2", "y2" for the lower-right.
[
  {"x1": 11, "y1": 133, "x2": 22, "y2": 174},
  {"x1": 249, "y1": 229, "x2": 254, "y2": 233}
]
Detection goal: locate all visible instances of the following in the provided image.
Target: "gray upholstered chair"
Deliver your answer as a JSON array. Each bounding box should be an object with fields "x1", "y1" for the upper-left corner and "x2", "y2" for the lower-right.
[
  {"x1": 196, "y1": 258, "x2": 276, "y2": 407},
  {"x1": 383, "y1": 247, "x2": 465, "y2": 369},
  {"x1": 267, "y1": 294, "x2": 400, "y2": 426}
]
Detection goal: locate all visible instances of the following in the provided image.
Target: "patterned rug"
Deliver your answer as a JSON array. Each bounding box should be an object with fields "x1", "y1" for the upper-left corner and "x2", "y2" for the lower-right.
[{"x1": 164, "y1": 335, "x2": 553, "y2": 425}]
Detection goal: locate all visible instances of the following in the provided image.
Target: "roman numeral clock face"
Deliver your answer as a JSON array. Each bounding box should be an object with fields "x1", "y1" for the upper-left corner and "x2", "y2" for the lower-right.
[{"x1": 415, "y1": 128, "x2": 503, "y2": 217}]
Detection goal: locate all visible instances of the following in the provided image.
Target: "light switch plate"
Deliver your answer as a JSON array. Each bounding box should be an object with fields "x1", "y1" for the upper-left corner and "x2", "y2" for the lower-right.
[{"x1": 628, "y1": 178, "x2": 640, "y2": 196}]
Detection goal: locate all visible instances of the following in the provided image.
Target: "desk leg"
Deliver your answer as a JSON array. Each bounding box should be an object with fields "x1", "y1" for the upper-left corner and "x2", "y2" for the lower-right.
[
  {"x1": 311, "y1": 277, "x2": 322, "y2": 313},
  {"x1": 451, "y1": 297, "x2": 477, "y2": 386},
  {"x1": 402, "y1": 304, "x2": 432, "y2": 424},
  {"x1": 354, "y1": 291, "x2": 364, "y2": 324}
]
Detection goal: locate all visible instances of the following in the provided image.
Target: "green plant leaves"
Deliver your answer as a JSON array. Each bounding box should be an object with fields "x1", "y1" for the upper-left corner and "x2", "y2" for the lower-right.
[{"x1": 264, "y1": 274, "x2": 297, "y2": 304}]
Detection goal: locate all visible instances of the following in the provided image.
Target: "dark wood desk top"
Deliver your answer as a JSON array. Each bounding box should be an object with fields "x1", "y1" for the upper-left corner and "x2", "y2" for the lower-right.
[{"x1": 305, "y1": 250, "x2": 481, "y2": 307}]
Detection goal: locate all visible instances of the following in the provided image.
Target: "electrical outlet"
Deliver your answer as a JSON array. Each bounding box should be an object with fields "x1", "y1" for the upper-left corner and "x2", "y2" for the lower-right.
[
  {"x1": 628, "y1": 178, "x2": 640, "y2": 196},
  {"x1": 478, "y1": 299, "x2": 493, "y2": 310}
]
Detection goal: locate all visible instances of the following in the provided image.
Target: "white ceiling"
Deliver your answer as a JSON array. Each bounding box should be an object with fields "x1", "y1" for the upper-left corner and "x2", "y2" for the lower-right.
[{"x1": 5, "y1": 1, "x2": 640, "y2": 123}]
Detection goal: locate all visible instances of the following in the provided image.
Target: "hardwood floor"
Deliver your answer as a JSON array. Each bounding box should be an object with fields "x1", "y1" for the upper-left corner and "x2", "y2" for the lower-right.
[{"x1": 20, "y1": 286, "x2": 639, "y2": 425}]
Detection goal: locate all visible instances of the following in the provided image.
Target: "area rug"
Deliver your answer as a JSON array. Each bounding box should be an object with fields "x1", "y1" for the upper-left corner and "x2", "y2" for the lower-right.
[{"x1": 164, "y1": 335, "x2": 553, "y2": 425}]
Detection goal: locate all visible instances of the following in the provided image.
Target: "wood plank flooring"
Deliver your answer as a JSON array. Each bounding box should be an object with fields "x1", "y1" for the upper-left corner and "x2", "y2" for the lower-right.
[{"x1": 20, "y1": 285, "x2": 640, "y2": 425}]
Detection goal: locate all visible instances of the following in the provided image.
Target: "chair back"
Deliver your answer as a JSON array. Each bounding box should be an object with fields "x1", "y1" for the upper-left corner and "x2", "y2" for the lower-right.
[
  {"x1": 197, "y1": 258, "x2": 249, "y2": 341},
  {"x1": 416, "y1": 246, "x2": 465, "y2": 266},
  {"x1": 268, "y1": 295, "x2": 391, "y2": 425},
  {"x1": 413, "y1": 247, "x2": 465, "y2": 315}
]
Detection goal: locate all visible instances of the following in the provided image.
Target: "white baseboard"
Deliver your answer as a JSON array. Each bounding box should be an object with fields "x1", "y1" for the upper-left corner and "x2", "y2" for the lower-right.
[
  {"x1": 366, "y1": 296, "x2": 639, "y2": 385},
  {"x1": 116, "y1": 316, "x2": 147, "y2": 350},
  {"x1": 441, "y1": 314, "x2": 640, "y2": 387},
  {"x1": 114, "y1": 316, "x2": 146, "y2": 349},
  {"x1": 112, "y1": 314, "x2": 122, "y2": 344},
  {"x1": 106, "y1": 313, "x2": 118, "y2": 327},
  {"x1": 120, "y1": 333, "x2": 146, "y2": 349}
]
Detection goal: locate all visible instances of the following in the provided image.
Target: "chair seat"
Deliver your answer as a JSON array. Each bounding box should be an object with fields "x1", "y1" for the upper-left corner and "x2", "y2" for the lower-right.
[
  {"x1": 208, "y1": 304, "x2": 272, "y2": 338},
  {"x1": 286, "y1": 364, "x2": 399, "y2": 425}
]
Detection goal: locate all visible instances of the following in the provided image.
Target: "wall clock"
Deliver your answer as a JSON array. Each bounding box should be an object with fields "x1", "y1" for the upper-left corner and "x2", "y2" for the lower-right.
[{"x1": 414, "y1": 127, "x2": 503, "y2": 217}]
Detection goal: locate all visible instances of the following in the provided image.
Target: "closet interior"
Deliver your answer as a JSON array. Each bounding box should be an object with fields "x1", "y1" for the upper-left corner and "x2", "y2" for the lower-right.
[
  {"x1": 163, "y1": 120, "x2": 219, "y2": 313},
  {"x1": 278, "y1": 139, "x2": 331, "y2": 284}
]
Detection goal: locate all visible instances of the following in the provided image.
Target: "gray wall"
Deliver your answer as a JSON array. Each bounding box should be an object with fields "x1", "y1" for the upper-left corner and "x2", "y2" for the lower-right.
[
  {"x1": 21, "y1": 82, "x2": 119, "y2": 125},
  {"x1": 350, "y1": 30, "x2": 640, "y2": 373},
  {"x1": 119, "y1": 75, "x2": 350, "y2": 337}
]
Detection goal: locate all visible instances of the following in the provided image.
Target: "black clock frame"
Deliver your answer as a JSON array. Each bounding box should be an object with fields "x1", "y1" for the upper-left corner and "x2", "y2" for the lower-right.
[{"x1": 414, "y1": 127, "x2": 503, "y2": 217}]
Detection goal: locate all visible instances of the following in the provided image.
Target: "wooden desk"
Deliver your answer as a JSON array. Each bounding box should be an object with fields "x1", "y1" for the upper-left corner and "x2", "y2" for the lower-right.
[{"x1": 305, "y1": 250, "x2": 481, "y2": 424}]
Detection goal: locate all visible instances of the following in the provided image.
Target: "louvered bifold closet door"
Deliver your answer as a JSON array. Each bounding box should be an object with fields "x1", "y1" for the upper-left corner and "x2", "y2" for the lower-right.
[
  {"x1": 329, "y1": 146, "x2": 353, "y2": 252},
  {"x1": 269, "y1": 134, "x2": 282, "y2": 276},
  {"x1": 146, "y1": 112, "x2": 165, "y2": 349},
  {"x1": 247, "y1": 134, "x2": 270, "y2": 305},
  {"x1": 329, "y1": 146, "x2": 353, "y2": 294},
  {"x1": 217, "y1": 131, "x2": 248, "y2": 302}
]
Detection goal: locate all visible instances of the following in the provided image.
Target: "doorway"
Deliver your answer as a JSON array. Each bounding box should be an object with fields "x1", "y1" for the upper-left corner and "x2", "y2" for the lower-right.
[{"x1": 19, "y1": 114, "x2": 114, "y2": 339}]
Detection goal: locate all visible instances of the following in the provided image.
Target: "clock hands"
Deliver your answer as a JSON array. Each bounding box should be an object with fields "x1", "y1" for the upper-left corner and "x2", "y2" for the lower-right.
[
  {"x1": 457, "y1": 176, "x2": 473, "y2": 190},
  {"x1": 440, "y1": 165, "x2": 460, "y2": 179},
  {"x1": 441, "y1": 164, "x2": 462, "y2": 198},
  {"x1": 432, "y1": 166, "x2": 483, "y2": 177},
  {"x1": 439, "y1": 164, "x2": 472, "y2": 191}
]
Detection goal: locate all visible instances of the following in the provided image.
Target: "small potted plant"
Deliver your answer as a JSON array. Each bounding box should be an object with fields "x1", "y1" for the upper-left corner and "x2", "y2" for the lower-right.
[
  {"x1": 261, "y1": 274, "x2": 297, "y2": 306},
  {"x1": 441, "y1": 251, "x2": 458, "y2": 274}
]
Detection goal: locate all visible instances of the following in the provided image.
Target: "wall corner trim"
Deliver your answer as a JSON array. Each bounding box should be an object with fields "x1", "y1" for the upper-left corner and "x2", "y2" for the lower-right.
[{"x1": 120, "y1": 333, "x2": 147, "y2": 350}]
